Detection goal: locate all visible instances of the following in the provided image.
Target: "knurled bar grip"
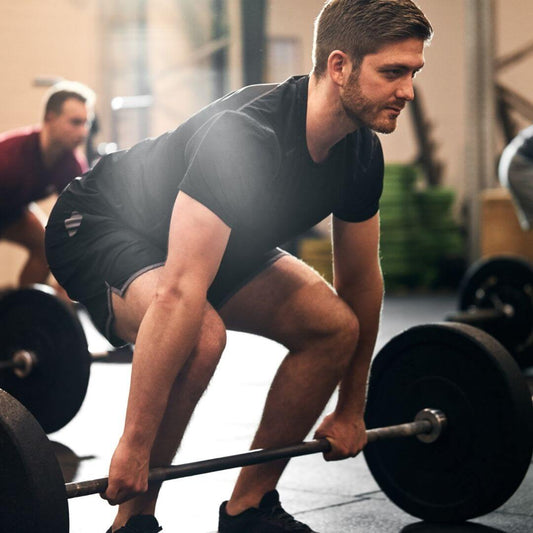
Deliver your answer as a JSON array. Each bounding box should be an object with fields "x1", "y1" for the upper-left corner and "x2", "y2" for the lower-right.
[
  {"x1": 65, "y1": 418, "x2": 435, "y2": 499},
  {"x1": 366, "y1": 418, "x2": 433, "y2": 443}
]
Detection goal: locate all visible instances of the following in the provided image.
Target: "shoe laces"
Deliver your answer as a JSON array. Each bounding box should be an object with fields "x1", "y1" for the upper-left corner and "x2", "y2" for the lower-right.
[{"x1": 267, "y1": 502, "x2": 311, "y2": 532}]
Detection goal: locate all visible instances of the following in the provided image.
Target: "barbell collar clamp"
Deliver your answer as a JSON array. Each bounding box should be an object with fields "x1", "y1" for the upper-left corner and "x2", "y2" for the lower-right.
[
  {"x1": 1, "y1": 344, "x2": 133, "y2": 382},
  {"x1": 414, "y1": 408, "x2": 447, "y2": 443},
  {"x1": 0, "y1": 350, "x2": 37, "y2": 378},
  {"x1": 12, "y1": 350, "x2": 37, "y2": 378},
  {"x1": 501, "y1": 303, "x2": 516, "y2": 318}
]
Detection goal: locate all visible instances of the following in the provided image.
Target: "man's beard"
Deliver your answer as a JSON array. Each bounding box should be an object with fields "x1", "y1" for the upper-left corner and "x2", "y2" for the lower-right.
[{"x1": 340, "y1": 70, "x2": 400, "y2": 134}]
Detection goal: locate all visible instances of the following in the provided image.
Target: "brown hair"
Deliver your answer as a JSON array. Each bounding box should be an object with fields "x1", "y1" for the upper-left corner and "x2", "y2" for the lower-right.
[
  {"x1": 43, "y1": 81, "x2": 95, "y2": 118},
  {"x1": 312, "y1": 0, "x2": 433, "y2": 78}
]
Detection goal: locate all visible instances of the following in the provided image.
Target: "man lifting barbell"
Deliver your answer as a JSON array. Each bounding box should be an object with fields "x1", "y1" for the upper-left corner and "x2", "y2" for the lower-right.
[{"x1": 45, "y1": 1, "x2": 433, "y2": 532}]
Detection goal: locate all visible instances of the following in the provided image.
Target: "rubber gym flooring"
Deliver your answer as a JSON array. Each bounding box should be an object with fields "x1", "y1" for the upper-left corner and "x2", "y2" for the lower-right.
[{"x1": 52, "y1": 294, "x2": 533, "y2": 532}]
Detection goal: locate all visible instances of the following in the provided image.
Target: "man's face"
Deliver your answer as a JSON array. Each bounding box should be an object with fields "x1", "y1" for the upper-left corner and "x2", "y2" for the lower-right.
[
  {"x1": 46, "y1": 98, "x2": 90, "y2": 150},
  {"x1": 340, "y1": 38, "x2": 425, "y2": 134}
]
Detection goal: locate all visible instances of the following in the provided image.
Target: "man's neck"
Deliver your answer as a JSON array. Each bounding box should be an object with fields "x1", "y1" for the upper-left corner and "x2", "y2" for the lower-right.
[
  {"x1": 306, "y1": 73, "x2": 360, "y2": 164},
  {"x1": 39, "y1": 128, "x2": 65, "y2": 169}
]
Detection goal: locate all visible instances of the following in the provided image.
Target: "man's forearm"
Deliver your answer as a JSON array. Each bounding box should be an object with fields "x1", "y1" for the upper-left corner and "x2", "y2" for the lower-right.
[
  {"x1": 334, "y1": 280, "x2": 383, "y2": 419},
  {"x1": 121, "y1": 289, "x2": 205, "y2": 452}
]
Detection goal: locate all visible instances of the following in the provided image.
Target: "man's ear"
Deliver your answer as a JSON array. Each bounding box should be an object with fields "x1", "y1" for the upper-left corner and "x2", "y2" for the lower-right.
[
  {"x1": 327, "y1": 50, "x2": 352, "y2": 86},
  {"x1": 43, "y1": 111, "x2": 58, "y2": 123}
]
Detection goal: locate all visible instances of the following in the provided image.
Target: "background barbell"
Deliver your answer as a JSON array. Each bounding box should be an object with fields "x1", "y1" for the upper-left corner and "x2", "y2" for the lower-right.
[
  {"x1": 446, "y1": 255, "x2": 533, "y2": 368},
  {"x1": 0, "y1": 285, "x2": 132, "y2": 433}
]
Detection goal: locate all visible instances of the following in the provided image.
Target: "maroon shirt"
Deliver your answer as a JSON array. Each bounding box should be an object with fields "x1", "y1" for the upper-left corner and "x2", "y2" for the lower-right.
[{"x1": 0, "y1": 126, "x2": 87, "y2": 224}]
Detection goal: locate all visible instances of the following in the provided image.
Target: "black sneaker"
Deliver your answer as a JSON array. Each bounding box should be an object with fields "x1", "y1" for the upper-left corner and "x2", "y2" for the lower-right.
[
  {"x1": 218, "y1": 490, "x2": 318, "y2": 532},
  {"x1": 105, "y1": 515, "x2": 162, "y2": 533}
]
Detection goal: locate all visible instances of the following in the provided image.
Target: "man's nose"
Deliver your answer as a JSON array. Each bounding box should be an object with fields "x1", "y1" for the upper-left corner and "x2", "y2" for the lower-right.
[{"x1": 396, "y1": 78, "x2": 415, "y2": 101}]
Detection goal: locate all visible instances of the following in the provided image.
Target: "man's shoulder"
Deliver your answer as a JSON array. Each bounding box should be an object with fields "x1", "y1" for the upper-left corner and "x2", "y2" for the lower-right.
[
  {"x1": 185, "y1": 108, "x2": 281, "y2": 170},
  {"x1": 0, "y1": 125, "x2": 39, "y2": 146},
  {"x1": 0, "y1": 126, "x2": 40, "y2": 170},
  {"x1": 186, "y1": 76, "x2": 305, "y2": 131},
  {"x1": 220, "y1": 75, "x2": 305, "y2": 111}
]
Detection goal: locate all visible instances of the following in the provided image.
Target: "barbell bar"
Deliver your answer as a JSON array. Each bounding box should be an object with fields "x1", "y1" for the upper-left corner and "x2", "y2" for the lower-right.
[
  {"x1": 0, "y1": 386, "x2": 446, "y2": 533},
  {"x1": 65, "y1": 409, "x2": 444, "y2": 499},
  {"x1": 0, "y1": 286, "x2": 133, "y2": 433},
  {"x1": 1, "y1": 322, "x2": 532, "y2": 533}
]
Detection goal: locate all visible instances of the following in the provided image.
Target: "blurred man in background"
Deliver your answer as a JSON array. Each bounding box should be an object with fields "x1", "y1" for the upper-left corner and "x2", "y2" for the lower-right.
[{"x1": 0, "y1": 80, "x2": 94, "y2": 292}]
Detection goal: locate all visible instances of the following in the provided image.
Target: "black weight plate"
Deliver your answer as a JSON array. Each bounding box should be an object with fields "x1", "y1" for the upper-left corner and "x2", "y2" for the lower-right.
[
  {"x1": 458, "y1": 255, "x2": 533, "y2": 357},
  {"x1": 0, "y1": 388, "x2": 69, "y2": 533},
  {"x1": 0, "y1": 287, "x2": 91, "y2": 433},
  {"x1": 364, "y1": 322, "x2": 533, "y2": 523}
]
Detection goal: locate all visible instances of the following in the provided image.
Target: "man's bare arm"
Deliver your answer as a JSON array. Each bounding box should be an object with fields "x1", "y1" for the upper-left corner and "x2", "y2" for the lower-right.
[{"x1": 104, "y1": 192, "x2": 231, "y2": 504}]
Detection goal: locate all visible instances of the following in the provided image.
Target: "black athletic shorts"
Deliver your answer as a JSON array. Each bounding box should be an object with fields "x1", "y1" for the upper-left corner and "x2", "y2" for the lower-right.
[
  {"x1": 0, "y1": 209, "x2": 25, "y2": 235},
  {"x1": 45, "y1": 195, "x2": 286, "y2": 346}
]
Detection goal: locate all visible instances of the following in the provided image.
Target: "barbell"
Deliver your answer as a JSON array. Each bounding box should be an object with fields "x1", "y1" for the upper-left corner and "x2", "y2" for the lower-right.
[
  {"x1": 1, "y1": 322, "x2": 532, "y2": 533},
  {"x1": 0, "y1": 286, "x2": 133, "y2": 433},
  {"x1": 446, "y1": 255, "x2": 533, "y2": 367}
]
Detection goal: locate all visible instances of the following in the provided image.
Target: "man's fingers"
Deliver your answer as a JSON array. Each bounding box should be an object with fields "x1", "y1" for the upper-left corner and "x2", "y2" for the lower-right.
[
  {"x1": 323, "y1": 444, "x2": 362, "y2": 461},
  {"x1": 100, "y1": 479, "x2": 148, "y2": 506},
  {"x1": 316, "y1": 433, "x2": 367, "y2": 461},
  {"x1": 100, "y1": 486, "x2": 127, "y2": 506}
]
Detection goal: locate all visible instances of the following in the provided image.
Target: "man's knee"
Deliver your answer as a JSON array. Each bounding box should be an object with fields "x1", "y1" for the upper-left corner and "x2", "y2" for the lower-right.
[
  {"x1": 320, "y1": 304, "x2": 359, "y2": 366},
  {"x1": 183, "y1": 310, "x2": 227, "y2": 391},
  {"x1": 196, "y1": 310, "x2": 227, "y2": 366},
  {"x1": 289, "y1": 298, "x2": 359, "y2": 367}
]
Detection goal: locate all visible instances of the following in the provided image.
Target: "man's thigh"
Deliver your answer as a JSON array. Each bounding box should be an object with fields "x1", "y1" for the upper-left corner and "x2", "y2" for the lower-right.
[
  {"x1": 111, "y1": 266, "x2": 162, "y2": 343},
  {"x1": 219, "y1": 254, "x2": 355, "y2": 351},
  {"x1": 111, "y1": 266, "x2": 224, "y2": 347}
]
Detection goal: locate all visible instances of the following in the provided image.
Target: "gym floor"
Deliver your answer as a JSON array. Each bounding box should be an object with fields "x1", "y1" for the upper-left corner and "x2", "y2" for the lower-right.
[{"x1": 52, "y1": 294, "x2": 533, "y2": 533}]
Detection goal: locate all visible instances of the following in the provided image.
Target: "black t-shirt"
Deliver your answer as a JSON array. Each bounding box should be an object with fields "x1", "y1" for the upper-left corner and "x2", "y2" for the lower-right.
[{"x1": 64, "y1": 76, "x2": 383, "y2": 264}]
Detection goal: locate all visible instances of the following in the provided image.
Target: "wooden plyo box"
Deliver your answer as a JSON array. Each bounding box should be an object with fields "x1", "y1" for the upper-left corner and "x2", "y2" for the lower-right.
[{"x1": 481, "y1": 188, "x2": 533, "y2": 262}]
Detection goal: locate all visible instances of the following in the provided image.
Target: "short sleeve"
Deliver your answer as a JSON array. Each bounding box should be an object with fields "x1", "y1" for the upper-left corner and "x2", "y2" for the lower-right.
[
  {"x1": 179, "y1": 111, "x2": 281, "y2": 228},
  {"x1": 333, "y1": 129, "x2": 384, "y2": 223}
]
